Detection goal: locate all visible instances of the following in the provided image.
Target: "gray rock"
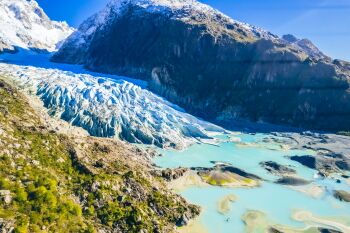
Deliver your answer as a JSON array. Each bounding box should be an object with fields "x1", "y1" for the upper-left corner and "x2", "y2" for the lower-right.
[
  {"x1": 318, "y1": 227, "x2": 343, "y2": 233},
  {"x1": 290, "y1": 155, "x2": 316, "y2": 169},
  {"x1": 268, "y1": 228, "x2": 283, "y2": 233},
  {"x1": 161, "y1": 168, "x2": 188, "y2": 181},
  {"x1": 176, "y1": 213, "x2": 189, "y2": 227},
  {"x1": 91, "y1": 181, "x2": 101, "y2": 192},
  {"x1": 0, "y1": 218, "x2": 15, "y2": 233},
  {"x1": 333, "y1": 190, "x2": 350, "y2": 202},
  {"x1": 0, "y1": 190, "x2": 12, "y2": 204},
  {"x1": 275, "y1": 176, "x2": 310, "y2": 186},
  {"x1": 260, "y1": 161, "x2": 296, "y2": 176},
  {"x1": 290, "y1": 153, "x2": 350, "y2": 176}
]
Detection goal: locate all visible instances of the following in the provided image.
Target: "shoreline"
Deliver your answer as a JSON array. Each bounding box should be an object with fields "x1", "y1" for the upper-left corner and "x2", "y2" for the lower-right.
[
  {"x1": 217, "y1": 194, "x2": 237, "y2": 215},
  {"x1": 177, "y1": 217, "x2": 209, "y2": 233},
  {"x1": 168, "y1": 170, "x2": 210, "y2": 192}
]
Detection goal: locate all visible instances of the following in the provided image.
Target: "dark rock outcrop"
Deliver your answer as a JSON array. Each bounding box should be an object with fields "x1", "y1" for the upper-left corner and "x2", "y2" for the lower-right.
[
  {"x1": 52, "y1": 0, "x2": 350, "y2": 132},
  {"x1": 160, "y1": 168, "x2": 189, "y2": 181},
  {"x1": 260, "y1": 161, "x2": 296, "y2": 176},
  {"x1": 290, "y1": 155, "x2": 317, "y2": 169},
  {"x1": 318, "y1": 228, "x2": 343, "y2": 233},
  {"x1": 268, "y1": 228, "x2": 283, "y2": 233},
  {"x1": 290, "y1": 154, "x2": 350, "y2": 176},
  {"x1": 333, "y1": 190, "x2": 350, "y2": 202},
  {"x1": 275, "y1": 176, "x2": 310, "y2": 186}
]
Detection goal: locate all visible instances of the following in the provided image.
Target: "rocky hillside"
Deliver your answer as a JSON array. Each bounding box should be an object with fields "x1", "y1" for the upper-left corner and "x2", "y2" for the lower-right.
[
  {"x1": 0, "y1": 0, "x2": 73, "y2": 53},
  {"x1": 53, "y1": 0, "x2": 350, "y2": 132},
  {"x1": 0, "y1": 77, "x2": 199, "y2": 232}
]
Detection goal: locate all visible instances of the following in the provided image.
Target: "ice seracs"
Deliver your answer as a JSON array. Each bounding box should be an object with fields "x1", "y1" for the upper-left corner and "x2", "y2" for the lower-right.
[
  {"x1": 0, "y1": 0, "x2": 74, "y2": 53},
  {"x1": 0, "y1": 60, "x2": 223, "y2": 149}
]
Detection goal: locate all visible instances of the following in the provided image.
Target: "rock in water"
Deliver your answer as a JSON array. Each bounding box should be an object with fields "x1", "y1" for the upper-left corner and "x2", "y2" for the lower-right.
[
  {"x1": 290, "y1": 154, "x2": 350, "y2": 176},
  {"x1": 195, "y1": 164, "x2": 261, "y2": 187},
  {"x1": 333, "y1": 190, "x2": 350, "y2": 202},
  {"x1": 260, "y1": 161, "x2": 296, "y2": 176},
  {"x1": 53, "y1": 0, "x2": 350, "y2": 132},
  {"x1": 275, "y1": 176, "x2": 310, "y2": 186},
  {"x1": 290, "y1": 155, "x2": 317, "y2": 169}
]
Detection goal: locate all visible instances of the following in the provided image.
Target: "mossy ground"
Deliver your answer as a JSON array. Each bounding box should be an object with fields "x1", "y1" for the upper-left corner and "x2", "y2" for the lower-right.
[
  {"x1": 201, "y1": 172, "x2": 257, "y2": 187},
  {"x1": 0, "y1": 78, "x2": 199, "y2": 232}
]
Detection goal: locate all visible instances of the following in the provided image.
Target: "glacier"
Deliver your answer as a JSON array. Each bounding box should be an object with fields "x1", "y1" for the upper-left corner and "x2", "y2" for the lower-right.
[{"x1": 0, "y1": 51, "x2": 224, "y2": 148}]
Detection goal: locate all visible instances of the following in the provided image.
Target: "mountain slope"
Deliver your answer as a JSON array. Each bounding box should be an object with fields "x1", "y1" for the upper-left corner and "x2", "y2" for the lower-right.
[
  {"x1": 281, "y1": 34, "x2": 329, "y2": 61},
  {"x1": 0, "y1": 77, "x2": 199, "y2": 232},
  {"x1": 0, "y1": 0, "x2": 73, "y2": 53},
  {"x1": 53, "y1": 0, "x2": 350, "y2": 132}
]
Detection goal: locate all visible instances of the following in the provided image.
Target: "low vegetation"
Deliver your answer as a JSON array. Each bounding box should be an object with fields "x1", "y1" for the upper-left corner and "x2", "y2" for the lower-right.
[
  {"x1": 338, "y1": 131, "x2": 350, "y2": 137},
  {"x1": 0, "y1": 78, "x2": 199, "y2": 233}
]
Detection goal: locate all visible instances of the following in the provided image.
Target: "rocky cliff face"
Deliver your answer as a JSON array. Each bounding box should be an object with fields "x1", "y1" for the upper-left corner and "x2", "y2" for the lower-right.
[
  {"x1": 52, "y1": 0, "x2": 350, "y2": 132},
  {"x1": 0, "y1": 0, "x2": 73, "y2": 53}
]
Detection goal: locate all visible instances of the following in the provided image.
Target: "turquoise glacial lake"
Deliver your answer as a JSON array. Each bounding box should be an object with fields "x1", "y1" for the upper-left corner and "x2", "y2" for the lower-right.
[{"x1": 153, "y1": 133, "x2": 350, "y2": 233}]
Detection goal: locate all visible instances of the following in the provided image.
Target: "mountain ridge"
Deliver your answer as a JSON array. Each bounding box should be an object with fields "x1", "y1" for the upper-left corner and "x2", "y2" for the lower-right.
[
  {"x1": 53, "y1": 0, "x2": 350, "y2": 132},
  {"x1": 53, "y1": 0, "x2": 333, "y2": 63}
]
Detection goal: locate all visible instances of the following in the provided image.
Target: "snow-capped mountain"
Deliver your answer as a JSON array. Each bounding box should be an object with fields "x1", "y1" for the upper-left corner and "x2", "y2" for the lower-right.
[
  {"x1": 53, "y1": 0, "x2": 281, "y2": 64},
  {"x1": 0, "y1": 0, "x2": 73, "y2": 53},
  {"x1": 53, "y1": 0, "x2": 350, "y2": 132},
  {"x1": 101, "y1": 0, "x2": 279, "y2": 40},
  {"x1": 0, "y1": 55, "x2": 223, "y2": 148},
  {"x1": 55, "y1": 0, "x2": 325, "y2": 62}
]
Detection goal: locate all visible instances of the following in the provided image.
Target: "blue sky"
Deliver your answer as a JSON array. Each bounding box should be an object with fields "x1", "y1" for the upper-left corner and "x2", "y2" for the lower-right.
[{"x1": 37, "y1": 0, "x2": 350, "y2": 60}]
